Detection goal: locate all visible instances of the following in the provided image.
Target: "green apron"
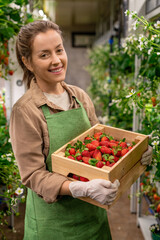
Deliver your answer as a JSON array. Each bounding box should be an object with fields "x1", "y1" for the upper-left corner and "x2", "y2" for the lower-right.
[{"x1": 24, "y1": 98, "x2": 112, "y2": 240}]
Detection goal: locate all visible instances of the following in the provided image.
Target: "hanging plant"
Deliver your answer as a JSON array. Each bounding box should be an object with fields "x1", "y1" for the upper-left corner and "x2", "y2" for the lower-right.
[
  {"x1": 86, "y1": 39, "x2": 135, "y2": 130},
  {"x1": 0, "y1": 0, "x2": 37, "y2": 80}
]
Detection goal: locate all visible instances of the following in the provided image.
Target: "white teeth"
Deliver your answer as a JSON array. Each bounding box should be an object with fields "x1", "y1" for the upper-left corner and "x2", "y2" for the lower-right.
[{"x1": 50, "y1": 68, "x2": 62, "y2": 73}]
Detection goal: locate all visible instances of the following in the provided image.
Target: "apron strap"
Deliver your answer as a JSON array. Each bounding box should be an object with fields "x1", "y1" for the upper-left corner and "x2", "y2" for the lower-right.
[
  {"x1": 74, "y1": 97, "x2": 83, "y2": 108},
  {"x1": 41, "y1": 105, "x2": 51, "y2": 117}
]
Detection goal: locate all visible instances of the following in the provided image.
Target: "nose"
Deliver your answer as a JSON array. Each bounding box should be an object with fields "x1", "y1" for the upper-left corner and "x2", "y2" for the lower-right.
[{"x1": 51, "y1": 53, "x2": 61, "y2": 65}]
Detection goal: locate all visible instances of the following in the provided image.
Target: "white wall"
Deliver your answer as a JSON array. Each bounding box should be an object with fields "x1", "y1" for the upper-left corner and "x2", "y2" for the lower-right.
[
  {"x1": 63, "y1": 31, "x2": 91, "y2": 91},
  {"x1": 5, "y1": 38, "x2": 25, "y2": 121}
]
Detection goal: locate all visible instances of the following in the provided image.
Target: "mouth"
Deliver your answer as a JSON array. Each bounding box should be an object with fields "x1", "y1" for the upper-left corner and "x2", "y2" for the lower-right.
[{"x1": 49, "y1": 67, "x2": 63, "y2": 74}]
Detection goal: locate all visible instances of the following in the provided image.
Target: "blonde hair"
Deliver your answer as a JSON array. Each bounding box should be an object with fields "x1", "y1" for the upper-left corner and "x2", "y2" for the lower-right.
[{"x1": 16, "y1": 20, "x2": 62, "y2": 89}]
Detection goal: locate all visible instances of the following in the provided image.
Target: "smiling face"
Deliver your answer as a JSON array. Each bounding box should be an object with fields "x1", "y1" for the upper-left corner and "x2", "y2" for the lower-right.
[{"x1": 24, "y1": 29, "x2": 68, "y2": 93}]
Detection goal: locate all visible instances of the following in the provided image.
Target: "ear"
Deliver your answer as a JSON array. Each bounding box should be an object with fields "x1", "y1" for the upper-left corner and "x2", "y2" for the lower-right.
[{"x1": 22, "y1": 56, "x2": 33, "y2": 72}]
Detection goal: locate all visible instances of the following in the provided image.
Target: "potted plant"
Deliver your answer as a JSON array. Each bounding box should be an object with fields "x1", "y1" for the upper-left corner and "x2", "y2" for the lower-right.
[{"x1": 150, "y1": 224, "x2": 160, "y2": 240}]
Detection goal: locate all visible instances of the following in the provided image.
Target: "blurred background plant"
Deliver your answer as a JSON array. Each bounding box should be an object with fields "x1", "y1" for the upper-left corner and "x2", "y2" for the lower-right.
[
  {"x1": 86, "y1": 40, "x2": 135, "y2": 130},
  {"x1": 86, "y1": 10, "x2": 160, "y2": 224},
  {"x1": 0, "y1": 0, "x2": 42, "y2": 81},
  {"x1": 0, "y1": 92, "x2": 26, "y2": 239}
]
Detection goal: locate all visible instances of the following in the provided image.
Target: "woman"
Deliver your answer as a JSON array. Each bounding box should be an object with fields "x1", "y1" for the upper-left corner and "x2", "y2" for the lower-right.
[{"x1": 10, "y1": 20, "x2": 152, "y2": 240}]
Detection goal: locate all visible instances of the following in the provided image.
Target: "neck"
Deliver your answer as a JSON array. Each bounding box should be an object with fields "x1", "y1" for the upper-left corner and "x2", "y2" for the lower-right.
[{"x1": 37, "y1": 81, "x2": 64, "y2": 95}]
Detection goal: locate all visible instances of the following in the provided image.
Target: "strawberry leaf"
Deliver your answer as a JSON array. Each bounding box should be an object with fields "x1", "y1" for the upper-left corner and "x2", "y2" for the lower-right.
[
  {"x1": 66, "y1": 144, "x2": 72, "y2": 150},
  {"x1": 65, "y1": 151, "x2": 70, "y2": 157},
  {"x1": 84, "y1": 139, "x2": 92, "y2": 144},
  {"x1": 132, "y1": 141, "x2": 136, "y2": 146},
  {"x1": 89, "y1": 158, "x2": 98, "y2": 166}
]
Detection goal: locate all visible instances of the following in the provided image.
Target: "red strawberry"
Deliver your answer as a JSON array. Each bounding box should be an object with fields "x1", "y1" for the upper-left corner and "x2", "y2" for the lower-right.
[
  {"x1": 112, "y1": 149, "x2": 121, "y2": 157},
  {"x1": 156, "y1": 203, "x2": 160, "y2": 213},
  {"x1": 106, "y1": 161, "x2": 110, "y2": 166},
  {"x1": 101, "y1": 136, "x2": 109, "y2": 142},
  {"x1": 76, "y1": 155, "x2": 82, "y2": 161},
  {"x1": 90, "y1": 150, "x2": 95, "y2": 157},
  {"x1": 99, "y1": 141, "x2": 110, "y2": 147},
  {"x1": 8, "y1": 70, "x2": 14, "y2": 75},
  {"x1": 151, "y1": 97, "x2": 156, "y2": 103},
  {"x1": 100, "y1": 146, "x2": 112, "y2": 154},
  {"x1": 140, "y1": 182, "x2": 144, "y2": 191},
  {"x1": 0, "y1": 54, "x2": 5, "y2": 60},
  {"x1": 80, "y1": 176, "x2": 89, "y2": 182},
  {"x1": 128, "y1": 146, "x2": 133, "y2": 150},
  {"x1": 119, "y1": 142, "x2": 127, "y2": 149},
  {"x1": 92, "y1": 149, "x2": 102, "y2": 161},
  {"x1": 85, "y1": 136, "x2": 93, "y2": 141},
  {"x1": 67, "y1": 156, "x2": 75, "y2": 160},
  {"x1": 96, "y1": 161, "x2": 104, "y2": 168},
  {"x1": 121, "y1": 148, "x2": 129, "y2": 156},
  {"x1": 82, "y1": 150, "x2": 90, "y2": 157},
  {"x1": 4, "y1": 57, "x2": 8, "y2": 66},
  {"x1": 4, "y1": 41, "x2": 8, "y2": 49},
  {"x1": 86, "y1": 143, "x2": 97, "y2": 151},
  {"x1": 91, "y1": 140, "x2": 99, "y2": 147},
  {"x1": 110, "y1": 139, "x2": 119, "y2": 144},
  {"x1": 94, "y1": 132, "x2": 103, "y2": 141},
  {"x1": 153, "y1": 194, "x2": 160, "y2": 201},
  {"x1": 152, "y1": 102, "x2": 157, "y2": 107},
  {"x1": 72, "y1": 174, "x2": 80, "y2": 180},
  {"x1": 109, "y1": 142, "x2": 118, "y2": 148},
  {"x1": 113, "y1": 156, "x2": 119, "y2": 162},
  {"x1": 69, "y1": 148, "x2": 76, "y2": 155},
  {"x1": 82, "y1": 157, "x2": 90, "y2": 164},
  {"x1": 109, "y1": 162, "x2": 115, "y2": 167}
]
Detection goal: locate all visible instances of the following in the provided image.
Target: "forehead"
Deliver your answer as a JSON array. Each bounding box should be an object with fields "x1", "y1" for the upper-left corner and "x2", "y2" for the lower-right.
[{"x1": 32, "y1": 29, "x2": 62, "y2": 52}]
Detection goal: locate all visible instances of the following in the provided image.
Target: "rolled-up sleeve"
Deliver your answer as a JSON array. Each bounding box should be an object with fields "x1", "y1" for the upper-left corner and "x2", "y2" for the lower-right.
[{"x1": 9, "y1": 106, "x2": 68, "y2": 203}]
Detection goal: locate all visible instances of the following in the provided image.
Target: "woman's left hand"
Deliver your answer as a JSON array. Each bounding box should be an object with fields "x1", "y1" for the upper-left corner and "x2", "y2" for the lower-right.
[{"x1": 140, "y1": 145, "x2": 153, "y2": 165}]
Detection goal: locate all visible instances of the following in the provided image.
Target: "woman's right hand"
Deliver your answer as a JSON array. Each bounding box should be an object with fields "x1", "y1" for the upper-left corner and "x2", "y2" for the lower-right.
[{"x1": 69, "y1": 179, "x2": 120, "y2": 205}]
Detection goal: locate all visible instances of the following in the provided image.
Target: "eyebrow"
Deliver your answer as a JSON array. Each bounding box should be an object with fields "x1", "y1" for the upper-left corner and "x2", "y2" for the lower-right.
[
  {"x1": 55, "y1": 43, "x2": 63, "y2": 49},
  {"x1": 38, "y1": 43, "x2": 63, "y2": 53}
]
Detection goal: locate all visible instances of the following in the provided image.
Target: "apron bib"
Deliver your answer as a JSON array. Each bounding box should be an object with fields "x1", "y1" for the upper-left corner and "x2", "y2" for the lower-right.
[{"x1": 24, "y1": 99, "x2": 112, "y2": 240}]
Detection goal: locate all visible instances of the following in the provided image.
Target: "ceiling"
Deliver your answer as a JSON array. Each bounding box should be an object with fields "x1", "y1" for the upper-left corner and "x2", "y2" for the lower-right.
[
  {"x1": 43, "y1": 0, "x2": 109, "y2": 32},
  {"x1": 55, "y1": 0, "x2": 99, "y2": 31}
]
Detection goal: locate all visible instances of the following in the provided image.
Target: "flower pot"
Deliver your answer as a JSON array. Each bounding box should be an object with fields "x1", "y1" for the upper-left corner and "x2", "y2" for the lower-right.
[
  {"x1": 151, "y1": 231, "x2": 160, "y2": 240},
  {"x1": 150, "y1": 224, "x2": 160, "y2": 240}
]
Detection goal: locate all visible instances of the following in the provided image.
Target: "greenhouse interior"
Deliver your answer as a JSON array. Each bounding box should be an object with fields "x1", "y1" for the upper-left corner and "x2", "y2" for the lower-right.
[{"x1": 0, "y1": 0, "x2": 160, "y2": 239}]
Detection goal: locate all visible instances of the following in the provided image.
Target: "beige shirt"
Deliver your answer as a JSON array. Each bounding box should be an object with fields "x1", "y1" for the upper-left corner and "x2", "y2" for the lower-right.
[
  {"x1": 9, "y1": 80, "x2": 99, "y2": 203},
  {"x1": 43, "y1": 90, "x2": 70, "y2": 110}
]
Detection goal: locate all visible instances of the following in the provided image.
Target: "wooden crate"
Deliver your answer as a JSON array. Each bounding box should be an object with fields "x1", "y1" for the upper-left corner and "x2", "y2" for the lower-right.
[{"x1": 52, "y1": 124, "x2": 148, "y2": 210}]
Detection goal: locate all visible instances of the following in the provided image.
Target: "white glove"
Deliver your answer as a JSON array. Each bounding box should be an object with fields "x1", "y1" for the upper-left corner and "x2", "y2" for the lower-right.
[
  {"x1": 141, "y1": 145, "x2": 152, "y2": 165},
  {"x1": 69, "y1": 179, "x2": 120, "y2": 205}
]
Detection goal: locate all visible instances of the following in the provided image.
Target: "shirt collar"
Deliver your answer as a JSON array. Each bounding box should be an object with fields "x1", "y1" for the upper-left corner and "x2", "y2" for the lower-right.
[{"x1": 30, "y1": 79, "x2": 77, "y2": 109}]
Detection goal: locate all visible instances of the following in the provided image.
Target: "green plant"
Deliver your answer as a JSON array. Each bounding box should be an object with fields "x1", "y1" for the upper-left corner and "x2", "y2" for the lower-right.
[
  {"x1": 0, "y1": 0, "x2": 40, "y2": 81},
  {"x1": 120, "y1": 10, "x2": 160, "y2": 180},
  {"x1": 0, "y1": 93, "x2": 25, "y2": 239},
  {"x1": 86, "y1": 40, "x2": 135, "y2": 130}
]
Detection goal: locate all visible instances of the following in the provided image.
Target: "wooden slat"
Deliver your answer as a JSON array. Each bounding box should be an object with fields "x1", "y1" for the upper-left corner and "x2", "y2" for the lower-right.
[
  {"x1": 108, "y1": 135, "x2": 148, "y2": 182},
  {"x1": 52, "y1": 154, "x2": 110, "y2": 180},
  {"x1": 68, "y1": 160, "x2": 146, "y2": 210}
]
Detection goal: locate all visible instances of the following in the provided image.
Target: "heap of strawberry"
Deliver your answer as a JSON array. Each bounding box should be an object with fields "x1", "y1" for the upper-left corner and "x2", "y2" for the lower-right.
[{"x1": 65, "y1": 131, "x2": 135, "y2": 181}]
